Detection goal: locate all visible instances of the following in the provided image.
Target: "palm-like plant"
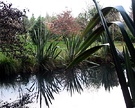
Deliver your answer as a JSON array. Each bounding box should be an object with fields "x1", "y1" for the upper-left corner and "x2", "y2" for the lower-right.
[
  {"x1": 42, "y1": 41, "x2": 62, "y2": 70},
  {"x1": 68, "y1": 0, "x2": 135, "y2": 107},
  {"x1": 29, "y1": 17, "x2": 61, "y2": 71},
  {"x1": 63, "y1": 35, "x2": 82, "y2": 64},
  {"x1": 29, "y1": 16, "x2": 50, "y2": 64}
]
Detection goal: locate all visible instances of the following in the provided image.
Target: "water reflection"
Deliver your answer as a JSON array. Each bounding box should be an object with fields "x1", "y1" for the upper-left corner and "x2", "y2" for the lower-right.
[{"x1": 0, "y1": 64, "x2": 119, "y2": 108}]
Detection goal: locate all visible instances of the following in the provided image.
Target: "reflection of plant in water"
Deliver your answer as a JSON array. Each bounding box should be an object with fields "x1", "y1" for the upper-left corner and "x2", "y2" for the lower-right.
[
  {"x1": 99, "y1": 65, "x2": 119, "y2": 91},
  {"x1": 0, "y1": 85, "x2": 36, "y2": 108},
  {"x1": 30, "y1": 73, "x2": 61, "y2": 108},
  {"x1": 0, "y1": 93, "x2": 35, "y2": 108},
  {"x1": 0, "y1": 64, "x2": 118, "y2": 107},
  {"x1": 64, "y1": 68, "x2": 83, "y2": 95},
  {"x1": 64, "y1": 65, "x2": 118, "y2": 95},
  {"x1": 23, "y1": 64, "x2": 117, "y2": 108}
]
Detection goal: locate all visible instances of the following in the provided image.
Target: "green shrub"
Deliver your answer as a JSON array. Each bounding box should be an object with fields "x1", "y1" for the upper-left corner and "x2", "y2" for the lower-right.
[{"x1": 0, "y1": 57, "x2": 19, "y2": 75}]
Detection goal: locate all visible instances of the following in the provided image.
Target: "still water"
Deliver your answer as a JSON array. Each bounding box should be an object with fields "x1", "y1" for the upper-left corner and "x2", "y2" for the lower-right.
[
  {"x1": 0, "y1": 65, "x2": 126, "y2": 108},
  {"x1": 0, "y1": 86, "x2": 126, "y2": 108}
]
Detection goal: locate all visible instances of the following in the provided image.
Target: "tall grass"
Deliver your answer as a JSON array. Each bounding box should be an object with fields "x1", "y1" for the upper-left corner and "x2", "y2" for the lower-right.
[
  {"x1": 0, "y1": 56, "x2": 19, "y2": 87},
  {"x1": 0, "y1": 56, "x2": 19, "y2": 75}
]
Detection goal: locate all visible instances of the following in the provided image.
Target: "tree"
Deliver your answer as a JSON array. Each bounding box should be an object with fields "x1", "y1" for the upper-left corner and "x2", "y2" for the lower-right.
[
  {"x1": 105, "y1": 8, "x2": 121, "y2": 41},
  {"x1": 29, "y1": 14, "x2": 36, "y2": 28},
  {"x1": 50, "y1": 11, "x2": 81, "y2": 36},
  {"x1": 77, "y1": 3, "x2": 121, "y2": 41},
  {"x1": 22, "y1": 14, "x2": 36, "y2": 33},
  {"x1": 0, "y1": 1, "x2": 26, "y2": 58},
  {"x1": 125, "y1": 7, "x2": 135, "y2": 42},
  {"x1": 77, "y1": 3, "x2": 101, "y2": 31}
]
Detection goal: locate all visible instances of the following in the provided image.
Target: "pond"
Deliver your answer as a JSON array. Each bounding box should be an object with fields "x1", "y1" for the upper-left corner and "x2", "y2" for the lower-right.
[{"x1": 0, "y1": 65, "x2": 126, "y2": 108}]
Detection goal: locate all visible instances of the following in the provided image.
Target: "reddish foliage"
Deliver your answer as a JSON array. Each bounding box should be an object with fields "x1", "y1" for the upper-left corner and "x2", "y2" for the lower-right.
[
  {"x1": 50, "y1": 11, "x2": 81, "y2": 36},
  {"x1": 0, "y1": 1, "x2": 26, "y2": 58}
]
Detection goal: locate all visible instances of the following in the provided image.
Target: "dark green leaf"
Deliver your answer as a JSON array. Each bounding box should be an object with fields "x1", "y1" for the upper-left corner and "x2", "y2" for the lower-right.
[{"x1": 67, "y1": 45, "x2": 105, "y2": 69}]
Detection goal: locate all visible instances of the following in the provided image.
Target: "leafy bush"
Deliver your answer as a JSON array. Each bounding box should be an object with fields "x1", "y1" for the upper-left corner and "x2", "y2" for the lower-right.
[
  {"x1": 0, "y1": 1, "x2": 26, "y2": 58},
  {"x1": 0, "y1": 57, "x2": 19, "y2": 75}
]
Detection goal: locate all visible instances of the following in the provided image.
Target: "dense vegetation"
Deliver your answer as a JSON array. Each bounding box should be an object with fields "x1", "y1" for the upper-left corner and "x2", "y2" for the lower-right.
[{"x1": 0, "y1": 0, "x2": 135, "y2": 108}]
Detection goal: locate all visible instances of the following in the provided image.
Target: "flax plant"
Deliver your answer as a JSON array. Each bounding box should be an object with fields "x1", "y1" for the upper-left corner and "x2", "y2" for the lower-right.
[
  {"x1": 29, "y1": 17, "x2": 61, "y2": 71},
  {"x1": 29, "y1": 17, "x2": 62, "y2": 107},
  {"x1": 67, "y1": 0, "x2": 135, "y2": 107},
  {"x1": 29, "y1": 17, "x2": 49, "y2": 65},
  {"x1": 123, "y1": 47, "x2": 135, "y2": 106},
  {"x1": 63, "y1": 35, "x2": 82, "y2": 64}
]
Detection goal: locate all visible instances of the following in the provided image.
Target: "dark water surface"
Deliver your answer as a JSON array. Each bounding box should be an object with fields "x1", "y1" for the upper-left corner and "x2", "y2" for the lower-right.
[{"x1": 0, "y1": 65, "x2": 125, "y2": 108}]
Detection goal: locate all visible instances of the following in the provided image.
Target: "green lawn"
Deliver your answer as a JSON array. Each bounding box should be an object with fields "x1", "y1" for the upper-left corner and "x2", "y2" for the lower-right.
[
  {"x1": 114, "y1": 41, "x2": 135, "y2": 51},
  {"x1": 0, "y1": 41, "x2": 134, "y2": 60}
]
